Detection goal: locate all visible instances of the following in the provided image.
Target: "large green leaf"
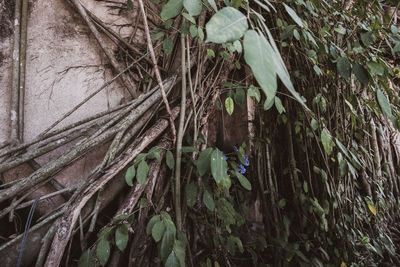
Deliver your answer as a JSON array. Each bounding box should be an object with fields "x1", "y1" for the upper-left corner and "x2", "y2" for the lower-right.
[
  {"x1": 125, "y1": 165, "x2": 135, "y2": 187},
  {"x1": 161, "y1": 0, "x2": 183, "y2": 21},
  {"x1": 244, "y1": 30, "x2": 277, "y2": 106},
  {"x1": 186, "y1": 183, "x2": 198, "y2": 208},
  {"x1": 236, "y1": 172, "x2": 252, "y2": 190},
  {"x1": 283, "y1": 3, "x2": 304, "y2": 28},
  {"x1": 173, "y1": 240, "x2": 186, "y2": 267},
  {"x1": 78, "y1": 250, "x2": 95, "y2": 267},
  {"x1": 337, "y1": 57, "x2": 351, "y2": 79},
  {"x1": 225, "y1": 97, "x2": 234, "y2": 115},
  {"x1": 152, "y1": 221, "x2": 166, "y2": 242},
  {"x1": 183, "y1": 0, "x2": 202, "y2": 16},
  {"x1": 205, "y1": 7, "x2": 248, "y2": 43},
  {"x1": 361, "y1": 31, "x2": 376, "y2": 47},
  {"x1": 353, "y1": 63, "x2": 369, "y2": 85},
  {"x1": 146, "y1": 215, "x2": 161, "y2": 235},
  {"x1": 377, "y1": 89, "x2": 392, "y2": 119},
  {"x1": 166, "y1": 150, "x2": 175, "y2": 169},
  {"x1": 115, "y1": 224, "x2": 129, "y2": 251},
  {"x1": 210, "y1": 149, "x2": 229, "y2": 184},
  {"x1": 321, "y1": 128, "x2": 334, "y2": 155},
  {"x1": 367, "y1": 61, "x2": 384, "y2": 76},
  {"x1": 96, "y1": 238, "x2": 110, "y2": 266},
  {"x1": 136, "y1": 160, "x2": 149, "y2": 184},
  {"x1": 203, "y1": 190, "x2": 215, "y2": 211},
  {"x1": 160, "y1": 227, "x2": 175, "y2": 262},
  {"x1": 165, "y1": 251, "x2": 180, "y2": 267},
  {"x1": 196, "y1": 148, "x2": 213, "y2": 176}
]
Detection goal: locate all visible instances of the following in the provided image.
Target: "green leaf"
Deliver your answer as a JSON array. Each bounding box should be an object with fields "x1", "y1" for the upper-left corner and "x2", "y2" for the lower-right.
[
  {"x1": 247, "y1": 85, "x2": 260, "y2": 102},
  {"x1": 152, "y1": 221, "x2": 166, "y2": 242},
  {"x1": 210, "y1": 149, "x2": 229, "y2": 184},
  {"x1": 203, "y1": 190, "x2": 215, "y2": 211},
  {"x1": 207, "y1": 48, "x2": 215, "y2": 57},
  {"x1": 161, "y1": 0, "x2": 183, "y2": 21},
  {"x1": 321, "y1": 128, "x2": 334, "y2": 155},
  {"x1": 234, "y1": 88, "x2": 245, "y2": 107},
  {"x1": 232, "y1": 0, "x2": 242, "y2": 8},
  {"x1": 198, "y1": 27, "x2": 204, "y2": 42},
  {"x1": 96, "y1": 238, "x2": 110, "y2": 266},
  {"x1": 151, "y1": 31, "x2": 165, "y2": 41},
  {"x1": 115, "y1": 224, "x2": 129, "y2": 251},
  {"x1": 173, "y1": 240, "x2": 186, "y2": 267},
  {"x1": 196, "y1": 148, "x2": 213, "y2": 176},
  {"x1": 190, "y1": 25, "x2": 198, "y2": 37},
  {"x1": 165, "y1": 251, "x2": 179, "y2": 267},
  {"x1": 181, "y1": 146, "x2": 199, "y2": 153},
  {"x1": 125, "y1": 165, "x2": 136, "y2": 187},
  {"x1": 311, "y1": 118, "x2": 318, "y2": 130},
  {"x1": 353, "y1": 63, "x2": 369, "y2": 85},
  {"x1": 186, "y1": 183, "x2": 198, "y2": 208},
  {"x1": 163, "y1": 38, "x2": 174, "y2": 55},
  {"x1": 183, "y1": 0, "x2": 202, "y2": 16},
  {"x1": 274, "y1": 97, "x2": 285, "y2": 114},
  {"x1": 182, "y1": 12, "x2": 196, "y2": 24},
  {"x1": 78, "y1": 250, "x2": 95, "y2": 267},
  {"x1": 166, "y1": 150, "x2": 175, "y2": 169},
  {"x1": 206, "y1": 0, "x2": 217, "y2": 12},
  {"x1": 136, "y1": 160, "x2": 149, "y2": 184},
  {"x1": 283, "y1": 3, "x2": 304, "y2": 28},
  {"x1": 161, "y1": 227, "x2": 175, "y2": 262},
  {"x1": 361, "y1": 31, "x2": 376, "y2": 47},
  {"x1": 205, "y1": 7, "x2": 248, "y2": 43},
  {"x1": 146, "y1": 215, "x2": 161, "y2": 235},
  {"x1": 337, "y1": 57, "x2": 351, "y2": 79},
  {"x1": 145, "y1": 146, "x2": 160, "y2": 161},
  {"x1": 367, "y1": 61, "x2": 384, "y2": 76},
  {"x1": 236, "y1": 172, "x2": 252, "y2": 190},
  {"x1": 244, "y1": 30, "x2": 277, "y2": 106},
  {"x1": 225, "y1": 97, "x2": 234, "y2": 115},
  {"x1": 233, "y1": 40, "x2": 242, "y2": 53},
  {"x1": 377, "y1": 89, "x2": 392, "y2": 118}
]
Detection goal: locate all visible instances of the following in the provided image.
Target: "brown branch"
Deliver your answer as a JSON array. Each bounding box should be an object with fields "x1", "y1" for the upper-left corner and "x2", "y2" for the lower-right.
[{"x1": 44, "y1": 106, "x2": 181, "y2": 266}]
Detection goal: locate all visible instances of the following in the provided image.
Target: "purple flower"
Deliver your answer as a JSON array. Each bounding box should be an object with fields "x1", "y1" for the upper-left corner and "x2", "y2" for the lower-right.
[
  {"x1": 238, "y1": 164, "x2": 246, "y2": 174},
  {"x1": 223, "y1": 155, "x2": 227, "y2": 160},
  {"x1": 243, "y1": 155, "x2": 250, "y2": 167}
]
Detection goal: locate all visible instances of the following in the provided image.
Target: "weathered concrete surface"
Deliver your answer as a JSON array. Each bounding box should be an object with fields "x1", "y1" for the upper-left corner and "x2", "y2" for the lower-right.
[{"x1": 0, "y1": 0, "x2": 140, "y2": 211}]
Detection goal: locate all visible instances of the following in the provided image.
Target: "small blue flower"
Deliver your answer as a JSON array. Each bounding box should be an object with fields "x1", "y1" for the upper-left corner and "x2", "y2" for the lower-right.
[
  {"x1": 223, "y1": 155, "x2": 227, "y2": 160},
  {"x1": 234, "y1": 146, "x2": 239, "y2": 152},
  {"x1": 238, "y1": 164, "x2": 246, "y2": 174},
  {"x1": 243, "y1": 155, "x2": 250, "y2": 167}
]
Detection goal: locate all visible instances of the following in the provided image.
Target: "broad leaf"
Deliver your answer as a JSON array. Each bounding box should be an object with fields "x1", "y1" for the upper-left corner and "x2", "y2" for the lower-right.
[
  {"x1": 161, "y1": 0, "x2": 183, "y2": 21},
  {"x1": 125, "y1": 165, "x2": 135, "y2": 186},
  {"x1": 161, "y1": 227, "x2": 175, "y2": 262},
  {"x1": 152, "y1": 221, "x2": 166, "y2": 242},
  {"x1": 283, "y1": 3, "x2": 304, "y2": 28},
  {"x1": 165, "y1": 251, "x2": 179, "y2": 267},
  {"x1": 203, "y1": 190, "x2": 215, "y2": 211},
  {"x1": 361, "y1": 31, "x2": 376, "y2": 47},
  {"x1": 163, "y1": 38, "x2": 173, "y2": 55},
  {"x1": 367, "y1": 201, "x2": 377, "y2": 216},
  {"x1": 244, "y1": 30, "x2": 277, "y2": 106},
  {"x1": 377, "y1": 89, "x2": 392, "y2": 119},
  {"x1": 210, "y1": 149, "x2": 229, "y2": 184},
  {"x1": 96, "y1": 238, "x2": 110, "y2": 266},
  {"x1": 196, "y1": 148, "x2": 213, "y2": 176},
  {"x1": 115, "y1": 224, "x2": 129, "y2": 251},
  {"x1": 205, "y1": 7, "x2": 248, "y2": 43},
  {"x1": 367, "y1": 61, "x2": 384, "y2": 76},
  {"x1": 247, "y1": 85, "x2": 260, "y2": 102},
  {"x1": 337, "y1": 57, "x2": 351, "y2": 79},
  {"x1": 173, "y1": 240, "x2": 186, "y2": 267},
  {"x1": 166, "y1": 150, "x2": 175, "y2": 169},
  {"x1": 146, "y1": 215, "x2": 161, "y2": 235},
  {"x1": 78, "y1": 250, "x2": 95, "y2": 267},
  {"x1": 186, "y1": 183, "x2": 198, "y2": 208},
  {"x1": 225, "y1": 97, "x2": 234, "y2": 115},
  {"x1": 321, "y1": 128, "x2": 334, "y2": 155},
  {"x1": 183, "y1": 0, "x2": 202, "y2": 16},
  {"x1": 137, "y1": 160, "x2": 149, "y2": 184},
  {"x1": 274, "y1": 97, "x2": 285, "y2": 114},
  {"x1": 236, "y1": 172, "x2": 252, "y2": 190},
  {"x1": 206, "y1": 0, "x2": 218, "y2": 12},
  {"x1": 353, "y1": 63, "x2": 369, "y2": 85}
]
